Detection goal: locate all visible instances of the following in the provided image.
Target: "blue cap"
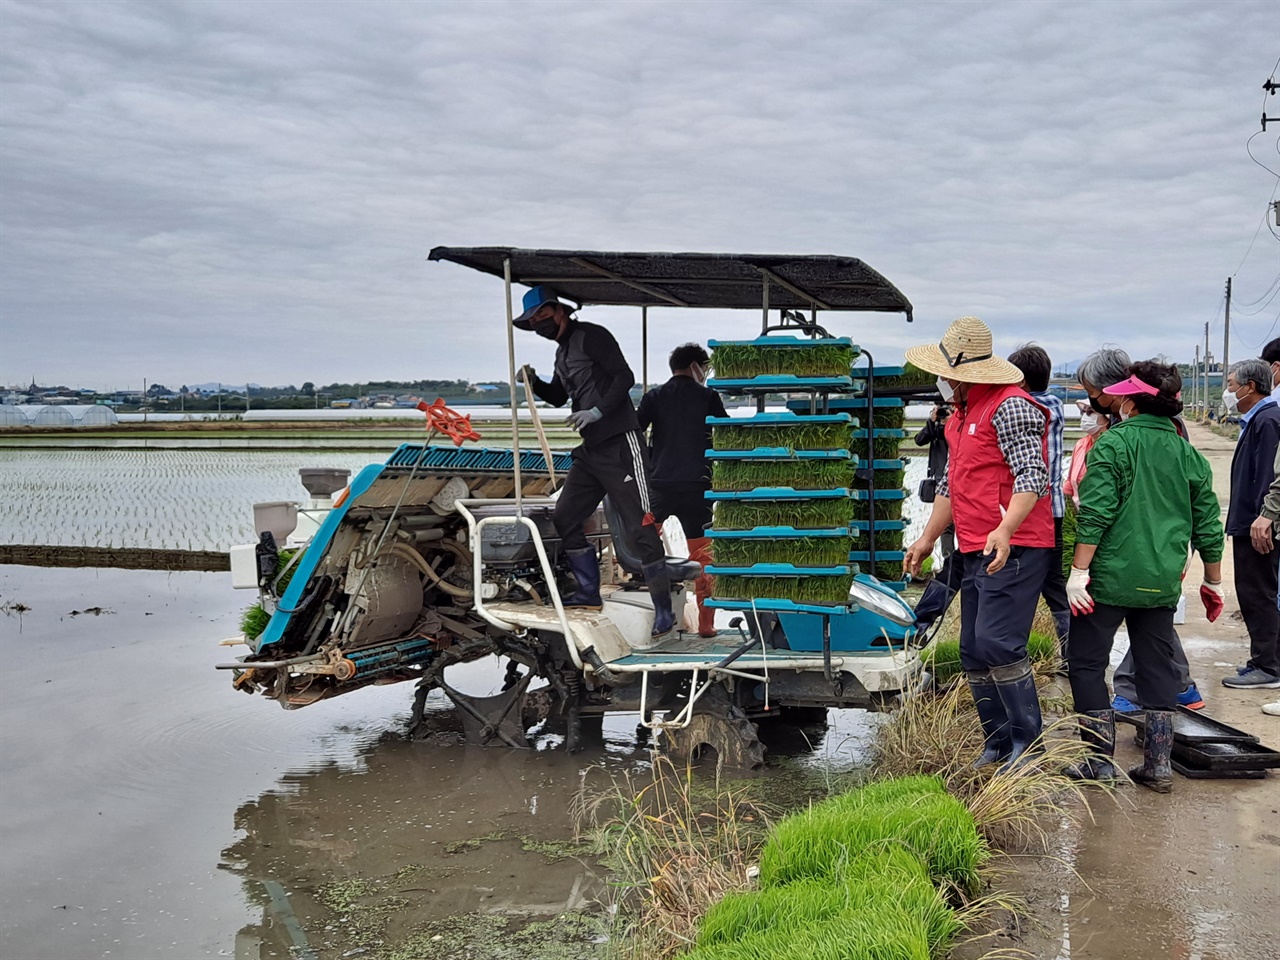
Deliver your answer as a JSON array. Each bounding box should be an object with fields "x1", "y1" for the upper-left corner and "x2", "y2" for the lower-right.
[{"x1": 513, "y1": 285, "x2": 565, "y2": 329}]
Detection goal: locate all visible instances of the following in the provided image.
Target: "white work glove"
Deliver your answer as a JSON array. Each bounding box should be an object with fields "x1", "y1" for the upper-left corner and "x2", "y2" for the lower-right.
[
  {"x1": 566, "y1": 406, "x2": 603, "y2": 432},
  {"x1": 519, "y1": 364, "x2": 538, "y2": 386},
  {"x1": 1066, "y1": 567, "x2": 1094, "y2": 616}
]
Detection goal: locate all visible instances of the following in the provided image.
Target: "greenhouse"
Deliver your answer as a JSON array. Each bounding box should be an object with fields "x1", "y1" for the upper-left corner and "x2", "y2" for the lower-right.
[
  {"x1": 0, "y1": 405, "x2": 26, "y2": 427},
  {"x1": 1, "y1": 404, "x2": 119, "y2": 428}
]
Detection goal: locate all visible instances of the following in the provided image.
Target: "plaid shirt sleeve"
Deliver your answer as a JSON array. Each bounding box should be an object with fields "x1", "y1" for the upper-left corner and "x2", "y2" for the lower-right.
[
  {"x1": 1033, "y1": 392, "x2": 1065, "y2": 517},
  {"x1": 993, "y1": 396, "x2": 1049, "y2": 496}
]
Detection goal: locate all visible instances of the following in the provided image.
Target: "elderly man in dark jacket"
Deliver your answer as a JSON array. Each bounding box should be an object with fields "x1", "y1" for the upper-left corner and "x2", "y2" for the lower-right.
[{"x1": 1222, "y1": 358, "x2": 1280, "y2": 689}]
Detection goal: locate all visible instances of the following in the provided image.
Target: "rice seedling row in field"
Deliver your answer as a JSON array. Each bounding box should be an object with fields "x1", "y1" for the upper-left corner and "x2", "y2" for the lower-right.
[
  {"x1": 712, "y1": 574, "x2": 853, "y2": 604},
  {"x1": 710, "y1": 460, "x2": 856, "y2": 492},
  {"x1": 713, "y1": 500, "x2": 856, "y2": 531},
  {"x1": 710, "y1": 422, "x2": 853, "y2": 452},
  {"x1": 710, "y1": 344, "x2": 858, "y2": 380},
  {"x1": 711, "y1": 536, "x2": 855, "y2": 568}
]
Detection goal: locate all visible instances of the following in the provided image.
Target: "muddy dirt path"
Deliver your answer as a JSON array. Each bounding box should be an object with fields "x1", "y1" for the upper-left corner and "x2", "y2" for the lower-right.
[{"x1": 1011, "y1": 420, "x2": 1279, "y2": 960}]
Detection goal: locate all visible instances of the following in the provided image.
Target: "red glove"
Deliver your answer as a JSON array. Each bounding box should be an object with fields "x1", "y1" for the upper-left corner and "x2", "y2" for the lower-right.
[{"x1": 1200, "y1": 581, "x2": 1225, "y2": 623}]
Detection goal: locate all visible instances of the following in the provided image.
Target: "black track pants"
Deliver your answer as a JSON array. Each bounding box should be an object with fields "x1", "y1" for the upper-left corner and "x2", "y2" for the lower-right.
[
  {"x1": 1069, "y1": 602, "x2": 1179, "y2": 713},
  {"x1": 554, "y1": 431, "x2": 665, "y2": 565}
]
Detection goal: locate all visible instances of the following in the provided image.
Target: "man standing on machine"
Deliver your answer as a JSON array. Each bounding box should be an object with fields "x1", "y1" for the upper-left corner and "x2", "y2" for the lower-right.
[
  {"x1": 638, "y1": 343, "x2": 728, "y2": 637},
  {"x1": 515, "y1": 286, "x2": 676, "y2": 640}
]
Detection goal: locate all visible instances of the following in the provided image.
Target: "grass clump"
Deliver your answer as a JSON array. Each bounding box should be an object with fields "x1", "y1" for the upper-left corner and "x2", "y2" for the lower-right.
[
  {"x1": 925, "y1": 629, "x2": 1060, "y2": 686},
  {"x1": 712, "y1": 536, "x2": 855, "y2": 568},
  {"x1": 711, "y1": 460, "x2": 855, "y2": 492},
  {"x1": 714, "y1": 499, "x2": 853, "y2": 530},
  {"x1": 711, "y1": 343, "x2": 857, "y2": 380},
  {"x1": 713, "y1": 574, "x2": 853, "y2": 604},
  {"x1": 712, "y1": 422, "x2": 852, "y2": 452}
]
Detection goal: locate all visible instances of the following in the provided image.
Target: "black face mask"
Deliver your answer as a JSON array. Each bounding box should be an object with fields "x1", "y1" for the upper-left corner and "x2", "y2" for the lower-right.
[
  {"x1": 532, "y1": 318, "x2": 560, "y2": 340},
  {"x1": 1089, "y1": 395, "x2": 1110, "y2": 415}
]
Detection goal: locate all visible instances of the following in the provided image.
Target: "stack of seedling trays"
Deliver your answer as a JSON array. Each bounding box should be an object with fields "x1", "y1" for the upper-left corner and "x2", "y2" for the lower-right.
[
  {"x1": 789, "y1": 367, "x2": 910, "y2": 589},
  {"x1": 1120, "y1": 706, "x2": 1280, "y2": 779},
  {"x1": 703, "y1": 338, "x2": 861, "y2": 614}
]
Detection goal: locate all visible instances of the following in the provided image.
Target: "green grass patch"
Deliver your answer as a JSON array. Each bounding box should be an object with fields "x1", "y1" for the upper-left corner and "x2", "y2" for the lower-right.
[
  {"x1": 714, "y1": 499, "x2": 854, "y2": 530},
  {"x1": 711, "y1": 343, "x2": 857, "y2": 380},
  {"x1": 712, "y1": 536, "x2": 855, "y2": 568},
  {"x1": 926, "y1": 629, "x2": 1059, "y2": 685},
  {"x1": 756, "y1": 776, "x2": 985, "y2": 892},
  {"x1": 851, "y1": 498, "x2": 904, "y2": 522},
  {"x1": 713, "y1": 574, "x2": 853, "y2": 604},
  {"x1": 711, "y1": 459, "x2": 855, "y2": 492},
  {"x1": 711, "y1": 421, "x2": 853, "y2": 452}
]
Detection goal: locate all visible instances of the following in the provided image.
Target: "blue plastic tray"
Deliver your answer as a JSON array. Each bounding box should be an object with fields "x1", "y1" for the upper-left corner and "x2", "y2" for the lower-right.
[
  {"x1": 707, "y1": 447, "x2": 855, "y2": 461},
  {"x1": 705, "y1": 526, "x2": 853, "y2": 540},
  {"x1": 705, "y1": 598, "x2": 852, "y2": 615},
  {"x1": 850, "y1": 550, "x2": 906, "y2": 563},
  {"x1": 708, "y1": 336, "x2": 856, "y2": 348},
  {"x1": 789, "y1": 397, "x2": 904, "y2": 411},
  {"x1": 709, "y1": 375, "x2": 855, "y2": 391},
  {"x1": 853, "y1": 364, "x2": 906, "y2": 378},
  {"x1": 706, "y1": 563, "x2": 855, "y2": 577},
  {"x1": 706, "y1": 412, "x2": 853, "y2": 426},
  {"x1": 707, "y1": 487, "x2": 854, "y2": 501},
  {"x1": 849, "y1": 519, "x2": 907, "y2": 532},
  {"x1": 857, "y1": 459, "x2": 906, "y2": 471},
  {"x1": 851, "y1": 428, "x2": 907, "y2": 440},
  {"x1": 850, "y1": 488, "x2": 905, "y2": 501}
]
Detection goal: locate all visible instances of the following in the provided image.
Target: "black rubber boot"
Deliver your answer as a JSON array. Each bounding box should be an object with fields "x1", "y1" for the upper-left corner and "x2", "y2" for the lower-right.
[
  {"x1": 1130, "y1": 709, "x2": 1174, "y2": 794},
  {"x1": 991, "y1": 658, "x2": 1043, "y2": 774},
  {"x1": 966, "y1": 670, "x2": 1012, "y2": 769},
  {"x1": 1065, "y1": 709, "x2": 1117, "y2": 781},
  {"x1": 642, "y1": 560, "x2": 676, "y2": 639},
  {"x1": 562, "y1": 547, "x2": 603, "y2": 610}
]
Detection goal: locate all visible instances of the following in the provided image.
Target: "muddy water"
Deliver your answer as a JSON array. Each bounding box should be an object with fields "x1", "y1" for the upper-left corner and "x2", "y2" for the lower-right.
[{"x1": 0, "y1": 564, "x2": 878, "y2": 960}]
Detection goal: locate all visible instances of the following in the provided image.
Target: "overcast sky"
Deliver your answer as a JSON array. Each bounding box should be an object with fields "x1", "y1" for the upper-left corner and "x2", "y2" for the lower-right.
[{"x1": 2, "y1": 0, "x2": 1278, "y2": 392}]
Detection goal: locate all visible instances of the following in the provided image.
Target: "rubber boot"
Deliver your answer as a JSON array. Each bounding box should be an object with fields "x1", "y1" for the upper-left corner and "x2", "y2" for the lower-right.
[
  {"x1": 991, "y1": 658, "x2": 1042, "y2": 774},
  {"x1": 1130, "y1": 709, "x2": 1174, "y2": 794},
  {"x1": 1065, "y1": 709, "x2": 1117, "y2": 781},
  {"x1": 967, "y1": 670, "x2": 1012, "y2": 769},
  {"x1": 562, "y1": 547, "x2": 603, "y2": 610},
  {"x1": 686, "y1": 536, "x2": 717, "y2": 637},
  {"x1": 642, "y1": 560, "x2": 676, "y2": 640}
]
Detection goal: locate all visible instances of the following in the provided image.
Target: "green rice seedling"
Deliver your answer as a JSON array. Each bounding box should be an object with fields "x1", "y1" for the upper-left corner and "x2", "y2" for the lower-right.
[
  {"x1": 757, "y1": 787, "x2": 986, "y2": 891},
  {"x1": 853, "y1": 468, "x2": 906, "y2": 493},
  {"x1": 682, "y1": 912, "x2": 934, "y2": 960},
  {"x1": 861, "y1": 528, "x2": 906, "y2": 552},
  {"x1": 711, "y1": 460, "x2": 855, "y2": 492},
  {"x1": 711, "y1": 421, "x2": 854, "y2": 452},
  {"x1": 868, "y1": 559, "x2": 906, "y2": 581},
  {"x1": 696, "y1": 878, "x2": 849, "y2": 948},
  {"x1": 1061, "y1": 499, "x2": 1078, "y2": 580},
  {"x1": 871, "y1": 362, "x2": 936, "y2": 389},
  {"x1": 873, "y1": 406, "x2": 907, "y2": 429},
  {"x1": 850, "y1": 497, "x2": 905, "y2": 522},
  {"x1": 713, "y1": 575, "x2": 853, "y2": 604},
  {"x1": 714, "y1": 499, "x2": 854, "y2": 530},
  {"x1": 710, "y1": 343, "x2": 858, "y2": 380},
  {"x1": 924, "y1": 630, "x2": 1059, "y2": 686},
  {"x1": 712, "y1": 536, "x2": 855, "y2": 568},
  {"x1": 859, "y1": 435, "x2": 905, "y2": 459},
  {"x1": 240, "y1": 604, "x2": 271, "y2": 639}
]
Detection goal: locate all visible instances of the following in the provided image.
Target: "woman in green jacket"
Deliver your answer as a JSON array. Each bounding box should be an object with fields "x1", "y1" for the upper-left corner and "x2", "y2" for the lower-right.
[{"x1": 1066, "y1": 361, "x2": 1226, "y2": 792}]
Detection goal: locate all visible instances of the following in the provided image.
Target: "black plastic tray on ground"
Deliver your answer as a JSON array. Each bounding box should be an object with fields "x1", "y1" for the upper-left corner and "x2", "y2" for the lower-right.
[
  {"x1": 1171, "y1": 759, "x2": 1267, "y2": 779},
  {"x1": 1115, "y1": 705, "x2": 1260, "y2": 744},
  {"x1": 1132, "y1": 730, "x2": 1280, "y2": 776}
]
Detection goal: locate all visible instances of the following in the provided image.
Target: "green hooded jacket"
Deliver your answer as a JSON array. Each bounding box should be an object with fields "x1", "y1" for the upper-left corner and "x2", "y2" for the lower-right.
[{"x1": 1075, "y1": 414, "x2": 1224, "y2": 608}]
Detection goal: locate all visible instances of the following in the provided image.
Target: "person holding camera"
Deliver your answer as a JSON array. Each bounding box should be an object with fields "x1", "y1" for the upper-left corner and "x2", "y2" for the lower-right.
[{"x1": 914, "y1": 402, "x2": 955, "y2": 558}]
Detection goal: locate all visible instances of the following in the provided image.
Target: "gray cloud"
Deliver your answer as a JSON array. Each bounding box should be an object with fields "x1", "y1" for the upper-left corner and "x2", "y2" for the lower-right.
[{"x1": 1, "y1": 0, "x2": 1277, "y2": 391}]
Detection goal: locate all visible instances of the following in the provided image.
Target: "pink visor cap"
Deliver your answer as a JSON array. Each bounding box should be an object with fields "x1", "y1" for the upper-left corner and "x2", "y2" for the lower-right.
[{"x1": 1103, "y1": 375, "x2": 1180, "y2": 400}]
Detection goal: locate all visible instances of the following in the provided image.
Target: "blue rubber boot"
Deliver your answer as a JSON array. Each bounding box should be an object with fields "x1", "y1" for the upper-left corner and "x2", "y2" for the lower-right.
[
  {"x1": 991, "y1": 658, "x2": 1043, "y2": 774},
  {"x1": 642, "y1": 560, "x2": 676, "y2": 639},
  {"x1": 966, "y1": 670, "x2": 1012, "y2": 770},
  {"x1": 562, "y1": 547, "x2": 603, "y2": 610}
]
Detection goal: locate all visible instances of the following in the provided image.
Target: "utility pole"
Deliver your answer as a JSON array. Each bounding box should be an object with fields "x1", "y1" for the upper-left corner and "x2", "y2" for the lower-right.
[
  {"x1": 1193, "y1": 344, "x2": 1200, "y2": 416},
  {"x1": 1203, "y1": 322, "x2": 1211, "y2": 418},
  {"x1": 1223, "y1": 277, "x2": 1232, "y2": 384}
]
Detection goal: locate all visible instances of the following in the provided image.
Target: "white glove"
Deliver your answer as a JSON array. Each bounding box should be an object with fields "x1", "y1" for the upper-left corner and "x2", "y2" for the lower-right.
[
  {"x1": 566, "y1": 407, "x2": 603, "y2": 432},
  {"x1": 1066, "y1": 567, "x2": 1094, "y2": 615}
]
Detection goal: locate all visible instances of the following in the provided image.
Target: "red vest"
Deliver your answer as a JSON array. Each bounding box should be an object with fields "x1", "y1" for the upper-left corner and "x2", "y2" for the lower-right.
[{"x1": 945, "y1": 383, "x2": 1056, "y2": 553}]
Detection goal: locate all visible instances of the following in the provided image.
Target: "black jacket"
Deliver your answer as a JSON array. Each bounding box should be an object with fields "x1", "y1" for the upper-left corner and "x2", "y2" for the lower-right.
[
  {"x1": 637, "y1": 376, "x2": 728, "y2": 483},
  {"x1": 531, "y1": 319, "x2": 638, "y2": 443},
  {"x1": 1227, "y1": 400, "x2": 1280, "y2": 536},
  {"x1": 914, "y1": 412, "x2": 950, "y2": 483}
]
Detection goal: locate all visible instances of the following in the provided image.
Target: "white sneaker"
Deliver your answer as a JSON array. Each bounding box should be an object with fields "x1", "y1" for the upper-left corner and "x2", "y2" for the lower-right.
[{"x1": 1263, "y1": 701, "x2": 1280, "y2": 717}]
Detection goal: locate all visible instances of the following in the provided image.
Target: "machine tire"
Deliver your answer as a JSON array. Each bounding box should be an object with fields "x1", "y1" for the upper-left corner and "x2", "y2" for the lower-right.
[{"x1": 661, "y1": 705, "x2": 766, "y2": 771}]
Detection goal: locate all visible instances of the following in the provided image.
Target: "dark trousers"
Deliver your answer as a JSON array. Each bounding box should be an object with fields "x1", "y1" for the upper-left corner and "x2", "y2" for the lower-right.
[
  {"x1": 1069, "y1": 603, "x2": 1178, "y2": 712},
  {"x1": 554, "y1": 431, "x2": 665, "y2": 565},
  {"x1": 958, "y1": 546, "x2": 1054, "y2": 671},
  {"x1": 1232, "y1": 536, "x2": 1280, "y2": 676},
  {"x1": 1040, "y1": 517, "x2": 1071, "y2": 643},
  {"x1": 651, "y1": 480, "x2": 713, "y2": 540}
]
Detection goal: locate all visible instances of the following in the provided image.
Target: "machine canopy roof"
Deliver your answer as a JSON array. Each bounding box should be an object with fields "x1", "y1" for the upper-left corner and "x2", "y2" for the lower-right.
[{"x1": 428, "y1": 247, "x2": 913, "y2": 319}]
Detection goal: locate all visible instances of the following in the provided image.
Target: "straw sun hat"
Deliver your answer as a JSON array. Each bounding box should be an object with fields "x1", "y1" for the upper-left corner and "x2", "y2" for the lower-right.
[{"x1": 904, "y1": 316, "x2": 1023, "y2": 385}]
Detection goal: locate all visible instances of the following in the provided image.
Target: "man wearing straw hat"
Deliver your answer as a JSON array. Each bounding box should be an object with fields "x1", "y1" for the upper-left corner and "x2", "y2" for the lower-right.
[{"x1": 903, "y1": 316, "x2": 1056, "y2": 773}]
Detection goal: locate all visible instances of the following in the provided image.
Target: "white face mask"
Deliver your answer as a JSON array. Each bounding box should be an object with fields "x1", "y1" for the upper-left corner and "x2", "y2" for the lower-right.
[
  {"x1": 690, "y1": 361, "x2": 706, "y2": 386},
  {"x1": 1223, "y1": 387, "x2": 1240, "y2": 414},
  {"x1": 1079, "y1": 411, "x2": 1102, "y2": 434},
  {"x1": 936, "y1": 376, "x2": 956, "y2": 402}
]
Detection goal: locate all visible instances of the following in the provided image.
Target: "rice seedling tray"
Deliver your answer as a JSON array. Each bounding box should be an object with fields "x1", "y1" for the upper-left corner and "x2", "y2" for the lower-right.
[
  {"x1": 712, "y1": 498, "x2": 856, "y2": 531},
  {"x1": 711, "y1": 573, "x2": 856, "y2": 605},
  {"x1": 852, "y1": 428, "x2": 907, "y2": 460},
  {"x1": 711, "y1": 458, "x2": 858, "y2": 493},
  {"x1": 706, "y1": 563, "x2": 855, "y2": 577},
  {"x1": 789, "y1": 396, "x2": 907, "y2": 428},
  {"x1": 849, "y1": 519, "x2": 907, "y2": 532},
  {"x1": 708, "y1": 336, "x2": 860, "y2": 380},
  {"x1": 705, "y1": 597, "x2": 855, "y2": 616},
  {"x1": 1116, "y1": 705, "x2": 1261, "y2": 744},
  {"x1": 709, "y1": 530, "x2": 857, "y2": 567},
  {"x1": 707, "y1": 374, "x2": 856, "y2": 393},
  {"x1": 1130, "y1": 734, "x2": 1280, "y2": 775},
  {"x1": 707, "y1": 447, "x2": 854, "y2": 460},
  {"x1": 709, "y1": 413, "x2": 858, "y2": 452},
  {"x1": 707, "y1": 486, "x2": 854, "y2": 501},
  {"x1": 856, "y1": 458, "x2": 906, "y2": 471}
]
